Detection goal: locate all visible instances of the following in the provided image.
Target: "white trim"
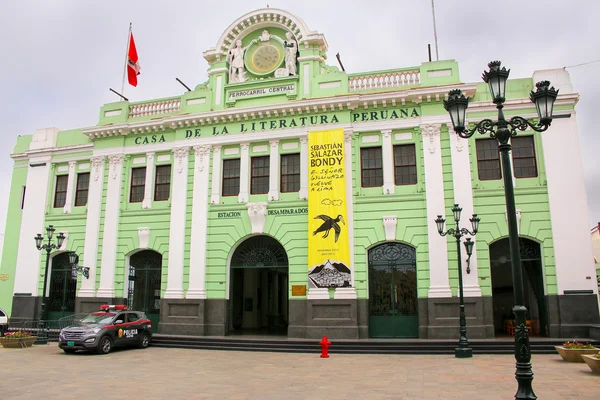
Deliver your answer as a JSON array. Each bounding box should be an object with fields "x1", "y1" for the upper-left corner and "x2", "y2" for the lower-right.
[
  {"x1": 62, "y1": 161, "x2": 76, "y2": 214},
  {"x1": 141, "y1": 152, "x2": 155, "y2": 209},
  {"x1": 268, "y1": 140, "x2": 280, "y2": 201},
  {"x1": 303, "y1": 64, "x2": 310, "y2": 95},
  {"x1": 238, "y1": 143, "x2": 250, "y2": 203},
  {"x1": 215, "y1": 75, "x2": 223, "y2": 106},
  {"x1": 210, "y1": 146, "x2": 222, "y2": 204},
  {"x1": 381, "y1": 130, "x2": 394, "y2": 195},
  {"x1": 299, "y1": 137, "x2": 308, "y2": 200}
]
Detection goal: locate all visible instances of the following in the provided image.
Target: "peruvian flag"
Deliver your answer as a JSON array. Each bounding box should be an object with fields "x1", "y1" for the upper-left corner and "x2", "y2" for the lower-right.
[{"x1": 127, "y1": 32, "x2": 141, "y2": 87}]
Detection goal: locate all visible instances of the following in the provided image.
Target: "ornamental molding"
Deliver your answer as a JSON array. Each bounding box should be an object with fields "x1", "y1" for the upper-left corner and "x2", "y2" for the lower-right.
[
  {"x1": 80, "y1": 84, "x2": 481, "y2": 140},
  {"x1": 247, "y1": 202, "x2": 268, "y2": 234},
  {"x1": 420, "y1": 123, "x2": 442, "y2": 154},
  {"x1": 269, "y1": 140, "x2": 279, "y2": 149},
  {"x1": 91, "y1": 156, "x2": 104, "y2": 182},
  {"x1": 173, "y1": 146, "x2": 190, "y2": 173},
  {"x1": 146, "y1": 152, "x2": 155, "y2": 161},
  {"x1": 381, "y1": 129, "x2": 392, "y2": 139},
  {"x1": 108, "y1": 154, "x2": 124, "y2": 180},
  {"x1": 382, "y1": 216, "x2": 398, "y2": 241},
  {"x1": 193, "y1": 145, "x2": 211, "y2": 171}
]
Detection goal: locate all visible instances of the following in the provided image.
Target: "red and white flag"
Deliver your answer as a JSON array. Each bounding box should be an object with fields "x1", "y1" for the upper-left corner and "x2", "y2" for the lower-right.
[{"x1": 127, "y1": 32, "x2": 141, "y2": 87}]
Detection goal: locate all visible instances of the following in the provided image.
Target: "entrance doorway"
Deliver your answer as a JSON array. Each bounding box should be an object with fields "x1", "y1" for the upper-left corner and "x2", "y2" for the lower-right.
[
  {"x1": 128, "y1": 250, "x2": 162, "y2": 332},
  {"x1": 368, "y1": 242, "x2": 419, "y2": 338},
  {"x1": 229, "y1": 236, "x2": 289, "y2": 335},
  {"x1": 490, "y1": 237, "x2": 547, "y2": 337},
  {"x1": 47, "y1": 252, "x2": 76, "y2": 321}
]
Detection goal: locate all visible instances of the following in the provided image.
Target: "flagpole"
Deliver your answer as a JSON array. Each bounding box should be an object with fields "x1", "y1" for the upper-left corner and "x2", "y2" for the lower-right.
[
  {"x1": 431, "y1": 0, "x2": 439, "y2": 61},
  {"x1": 121, "y1": 22, "x2": 132, "y2": 99}
]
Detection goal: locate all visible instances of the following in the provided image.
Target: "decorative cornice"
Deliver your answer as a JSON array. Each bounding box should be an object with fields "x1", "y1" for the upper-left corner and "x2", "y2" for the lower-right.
[
  {"x1": 173, "y1": 146, "x2": 190, "y2": 174},
  {"x1": 193, "y1": 145, "x2": 211, "y2": 171},
  {"x1": 108, "y1": 154, "x2": 124, "y2": 180}
]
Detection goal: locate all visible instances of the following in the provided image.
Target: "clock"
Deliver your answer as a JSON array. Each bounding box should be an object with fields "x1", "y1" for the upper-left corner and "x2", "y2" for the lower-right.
[{"x1": 245, "y1": 41, "x2": 284, "y2": 76}]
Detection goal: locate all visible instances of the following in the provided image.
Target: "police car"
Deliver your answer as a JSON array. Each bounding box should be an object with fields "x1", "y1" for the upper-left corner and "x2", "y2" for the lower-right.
[{"x1": 58, "y1": 305, "x2": 152, "y2": 354}]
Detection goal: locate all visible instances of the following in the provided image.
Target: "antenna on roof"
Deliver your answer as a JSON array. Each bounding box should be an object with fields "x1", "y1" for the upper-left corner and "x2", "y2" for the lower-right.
[
  {"x1": 336, "y1": 53, "x2": 346, "y2": 72},
  {"x1": 109, "y1": 88, "x2": 129, "y2": 102},
  {"x1": 176, "y1": 78, "x2": 192, "y2": 92}
]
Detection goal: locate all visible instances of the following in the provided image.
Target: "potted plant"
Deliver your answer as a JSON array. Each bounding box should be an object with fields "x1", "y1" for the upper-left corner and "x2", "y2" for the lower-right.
[
  {"x1": 555, "y1": 340, "x2": 598, "y2": 362},
  {"x1": 582, "y1": 353, "x2": 600, "y2": 373},
  {"x1": 0, "y1": 331, "x2": 37, "y2": 348}
]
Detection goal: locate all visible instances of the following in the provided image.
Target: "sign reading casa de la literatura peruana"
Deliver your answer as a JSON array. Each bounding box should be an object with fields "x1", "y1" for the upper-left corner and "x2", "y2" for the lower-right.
[{"x1": 308, "y1": 128, "x2": 351, "y2": 289}]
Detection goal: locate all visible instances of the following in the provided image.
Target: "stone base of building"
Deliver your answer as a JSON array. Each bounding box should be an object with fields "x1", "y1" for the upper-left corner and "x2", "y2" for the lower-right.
[
  {"x1": 158, "y1": 299, "x2": 205, "y2": 336},
  {"x1": 418, "y1": 297, "x2": 495, "y2": 339},
  {"x1": 10, "y1": 293, "x2": 42, "y2": 324},
  {"x1": 546, "y1": 294, "x2": 600, "y2": 338},
  {"x1": 287, "y1": 299, "x2": 367, "y2": 339}
]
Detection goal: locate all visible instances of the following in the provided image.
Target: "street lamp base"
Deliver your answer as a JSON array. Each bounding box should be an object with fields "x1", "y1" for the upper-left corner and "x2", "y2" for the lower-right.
[{"x1": 455, "y1": 347, "x2": 473, "y2": 358}]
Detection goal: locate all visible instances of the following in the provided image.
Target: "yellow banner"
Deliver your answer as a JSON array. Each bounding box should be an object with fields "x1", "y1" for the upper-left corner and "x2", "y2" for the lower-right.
[{"x1": 308, "y1": 128, "x2": 351, "y2": 288}]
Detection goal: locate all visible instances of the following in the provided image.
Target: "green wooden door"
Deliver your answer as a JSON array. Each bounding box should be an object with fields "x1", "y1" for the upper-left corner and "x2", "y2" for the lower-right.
[
  {"x1": 368, "y1": 243, "x2": 418, "y2": 338},
  {"x1": 47, "y1": 253, "x2": 76, "y2": 321},
  {"x1": 128, "y1": 251, "x2": 162, "y2": 333}
]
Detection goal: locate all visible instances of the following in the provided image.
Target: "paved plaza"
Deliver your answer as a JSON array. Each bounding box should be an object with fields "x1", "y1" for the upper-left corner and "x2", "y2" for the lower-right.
[{"x1": 0, "y1": 344, "x2": 599, "y2": 399}]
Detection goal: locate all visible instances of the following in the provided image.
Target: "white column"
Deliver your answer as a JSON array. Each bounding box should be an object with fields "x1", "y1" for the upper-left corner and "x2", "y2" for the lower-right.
[
  {"x1": 381, "y1": 129, "x2": 395, "y2": 195},
  {"x1": 63, "y1": 161, "x2": 77, "y2": 214},
  {"x1": 299, "y1": 137, "x2": 308, "y2": 200},
  {"x1": 268, "y1": 140, "x2": 280, "y2": 201},
  {"x1": 142, "y1": 152, "x2": 155, "y2": 209},
  {"x1": 97, "y1": 154, "x2": 124, "y2": 298},
  {"x1": 335, "y1": 129, "x2": 358, "y2": 299},
  {"x1": 187, "y1": 145, "x2": 211, "y2": 299},
  {"x1": 448, "y1": 130, "x2": 481, "y2": 297},
  {"x1": 13, "y1": 156, "x2": 51, "y2": 296},
  {"x1": 78, "y1": 156, "x2": 105, "y2": 297},
  {"x1": 238, "y1": 143, "x2": 250, "y2": 203},
  {"x1": 210, "y1": 145, "x2": 222, "y2": 204},
  {"x1": 541, "y1": 116, "x2": 599, "y2": 294},
  {"x1": 421, "y1": 124, "x2": 452, "y2": 298},
  {"x1": 164, "y1": 147, "x2": 189, "y2": 299}
]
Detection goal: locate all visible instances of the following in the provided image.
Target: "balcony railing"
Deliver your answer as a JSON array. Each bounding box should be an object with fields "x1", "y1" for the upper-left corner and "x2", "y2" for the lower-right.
[
  {"x1": 348, "y1": 69, "x2": 420, "y2": 92},
  {"x1": 129, "y1": 98, "x2": 181, "y2": 118}
]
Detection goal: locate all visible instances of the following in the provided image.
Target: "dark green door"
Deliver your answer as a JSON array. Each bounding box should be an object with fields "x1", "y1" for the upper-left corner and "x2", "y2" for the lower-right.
[
  {"x1": 128, "y1": 251, "x2": 162, "y2": 333},
  {"x1": 368, "y1": 243, "x2": 418, "y2": 338},
  {"x1": 47, "y1": 253, "x2": 76, "y2": 321}
]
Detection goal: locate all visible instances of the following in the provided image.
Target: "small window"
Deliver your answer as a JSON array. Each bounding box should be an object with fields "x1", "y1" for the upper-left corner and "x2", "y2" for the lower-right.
[
  {"x1": 251, "y1": 156, "x2": 270, "y2": 195},
  {"x1": 53, "y1": 175, "x2": 68, "y2": 208},
  {"x1": 74, "y1": 173, "x2": 90, "y2": 206},
  {"x1": 222, "y1": 159, "x2": 241, "y2": 197},
  {"x1": 127, "y1": 313, "x2": 140, "y2": 323},
  {"x1": 476, "y1": 139, "x2": 502, "y2": 180},
  {"x1": 360, "y1": 147, "x2": 383, "y2": 187},
  {"x1": 130, "y1": 167, "x2": 146, "y2": 203},
  {"x1": 393, "y1": 144, "x2": 417, "y2": 185},
  {"x1": 281, "y1": 154, "x2": 300, "y2": 193},
  {"x1": 512, "y1": 136, "x2": 538, "y2": 178},
  {"x1": 154, "y1": 165, "x2": 171, "y2": 201}
]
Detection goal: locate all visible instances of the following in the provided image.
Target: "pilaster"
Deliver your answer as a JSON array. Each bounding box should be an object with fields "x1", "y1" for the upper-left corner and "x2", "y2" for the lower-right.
[
  {"x1": 210, "y1": 145, "x2": 222, "y2": 204},
  {"x1": 381, "y1": 129, "x2": 395, "y2": 195},
  {"x1": 299, "y1": 137, "x2": 309, "y2": 200},
  {"x1": 238, "y1": 143, "x2": 250, "y2": 203},
  {"x1": 268, "y1": 140, "x2": 280, "y2": 201},
  {"x1": 164, "y1": 147, "x2": 189, "y2": 299},
  {"x1": 79, "y1": 156, "x2": 105, "y2": 297},
  {"x1": 142, "y1": 152, "x2": 155, "y2": 209},
  {"x1": 63, "y1": 161, "x2": 76, "y2": 214},
  {"x1": 97, "y1": 154, "x2": 124, "y2": 298},
  {"x1": 187, "y1": 145, "x2": 211, "y2": 299},
  {"x1": 420, "y1": 124, "x2": 452, "y2": 298}
]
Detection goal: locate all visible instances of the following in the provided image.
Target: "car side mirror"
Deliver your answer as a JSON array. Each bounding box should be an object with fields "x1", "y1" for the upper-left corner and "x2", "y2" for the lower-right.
[{"x1": 115, "y1": 320, "x2": 123, "y2": 324}]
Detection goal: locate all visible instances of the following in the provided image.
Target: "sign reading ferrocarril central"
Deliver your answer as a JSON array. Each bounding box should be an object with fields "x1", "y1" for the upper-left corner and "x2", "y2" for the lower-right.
[{"x1": 307, "y1": 129, "x2": 351, "y2": 289}]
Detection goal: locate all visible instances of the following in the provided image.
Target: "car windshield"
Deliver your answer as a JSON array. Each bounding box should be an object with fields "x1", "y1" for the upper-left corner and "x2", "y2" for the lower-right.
[{"x1": 80, "y1": 312, "x2": 116, "y2": 325}]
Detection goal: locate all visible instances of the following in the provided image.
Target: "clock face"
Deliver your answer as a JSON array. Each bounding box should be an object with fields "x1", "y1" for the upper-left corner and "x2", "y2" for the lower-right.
[{"x1": 245, "y1": 41, "x2": 284, "y2": 76}]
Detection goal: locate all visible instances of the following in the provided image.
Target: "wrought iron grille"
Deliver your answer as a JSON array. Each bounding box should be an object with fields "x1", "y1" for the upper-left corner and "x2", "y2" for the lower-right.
[
  {"x1": 231, "y1": 236, "x2": 288, "y2": 268},
  {"x1": 128, "y1": 251, "x2": 162, "y2": 313},
  {"x1": 490, "y1": 237, "x2": 542, "y2": 262},
  {"x1": 48, "y1": 253, "x2": 76, "y2": 313}
]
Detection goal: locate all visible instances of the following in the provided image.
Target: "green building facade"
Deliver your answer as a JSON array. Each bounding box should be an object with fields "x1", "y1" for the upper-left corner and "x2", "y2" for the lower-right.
[{"x1": 1, "y1": 8, "x2": 599, "y2": 339}]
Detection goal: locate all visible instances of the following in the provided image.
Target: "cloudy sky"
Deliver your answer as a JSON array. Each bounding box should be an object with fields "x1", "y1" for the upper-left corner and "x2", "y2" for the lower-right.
[{"x1": 0, "y1": 0, "x2": 598, "y2": 254}]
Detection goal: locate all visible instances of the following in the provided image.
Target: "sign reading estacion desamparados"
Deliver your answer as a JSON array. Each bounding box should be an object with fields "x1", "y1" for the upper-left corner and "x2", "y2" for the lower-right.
[{"x1": 307, "y1": 129, "x2": 351, "y2": 289}]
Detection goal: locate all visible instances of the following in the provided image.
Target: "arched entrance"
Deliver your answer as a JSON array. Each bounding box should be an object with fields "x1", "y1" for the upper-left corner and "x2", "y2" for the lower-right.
[
  {"x1": 128, "y1": 250, "x2": 162, "y2": 332},
  {"x1": 229, "y1": 235, "x2": 289, "y2": 335},
  {"x1": 368, "y1": 242, "x2": 419, "y2": 338},
  {"x1": 490, "y1": 237, "x2": 548, "y2": 337},
  {"x1": 47, "y1": 252, "x2": 76, "y2": 320}
]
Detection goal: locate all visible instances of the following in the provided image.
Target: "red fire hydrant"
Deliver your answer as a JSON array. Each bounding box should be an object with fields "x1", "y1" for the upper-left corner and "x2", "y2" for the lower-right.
[{"x1": 320, "y1": 335, "x2": 331, "y2": 358}]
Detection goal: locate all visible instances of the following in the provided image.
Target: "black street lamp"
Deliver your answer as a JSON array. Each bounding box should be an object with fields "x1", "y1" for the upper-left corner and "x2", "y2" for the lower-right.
[
  {"x1": 444, "y1": 60, "x2": 558, "y2": 400},
  {"x1": 435, "y1": 204, "x2": 480, "y2": 358},
  {"x1": 34, "y1": 225, "x2": 65, "y2": 344},
  {"x1": 68, "y1": 252, "x2": 90, "y2": 280}
]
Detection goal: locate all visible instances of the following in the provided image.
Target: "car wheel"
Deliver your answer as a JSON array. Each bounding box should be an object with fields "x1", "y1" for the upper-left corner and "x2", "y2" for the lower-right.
[
  {"x1": 97, "y1": 336, "x2": 112, "y2": 354},
  {"x1": 138, "y1": 332, "x2": 150, "y2": 349},
  {"x1": 62, "y1": 348, "x2": 76, "y2": 354}
]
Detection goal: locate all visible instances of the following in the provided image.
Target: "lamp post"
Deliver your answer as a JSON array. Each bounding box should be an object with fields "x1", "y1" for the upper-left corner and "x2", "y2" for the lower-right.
[
  {"x1": 443, "y1": 60, "x2": 558, "y2": 400},
  {"x1": 68, "y1": 252, "x2": 90, "y2": 280},
  {"x1": 434, "y1": 204, "x2": 480, "y2": 358},
  {"x1": 34, "y1": 225, "x2": 65, "y2": 344}
]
